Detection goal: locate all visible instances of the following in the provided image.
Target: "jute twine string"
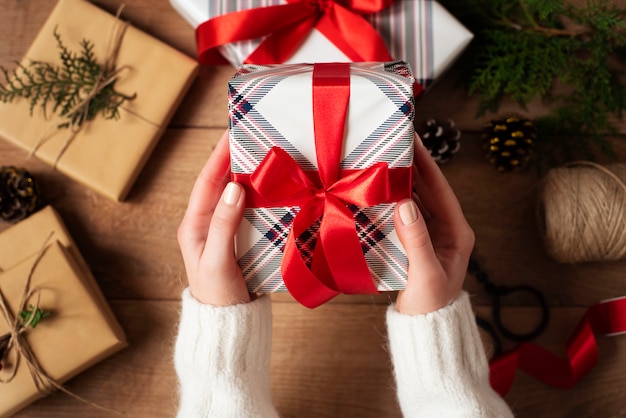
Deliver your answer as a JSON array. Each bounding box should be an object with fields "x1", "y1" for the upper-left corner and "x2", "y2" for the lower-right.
[
  {"x1": 29, "y1": 5, "x2": 146, "y2": 167},
  {"x1": 0, "y1": 233, "x2": 123, "y2": 415},
  {"x1": 538, "y1": 161, "x2": 626, "y2": 263}
]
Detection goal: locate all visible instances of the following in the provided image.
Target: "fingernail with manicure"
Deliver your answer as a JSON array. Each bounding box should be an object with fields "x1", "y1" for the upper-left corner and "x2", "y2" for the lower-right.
[
  {"x1": 399, "y1": 200, "x2": 419, "y2": 225},
  {"x1": 223, "y1": 182, "x2": 241, "y2": 206}
]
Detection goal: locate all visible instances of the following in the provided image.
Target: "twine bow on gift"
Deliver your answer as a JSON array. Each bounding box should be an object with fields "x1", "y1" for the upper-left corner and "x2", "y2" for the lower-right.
[
  {"x1": 234, "y1": 63, "x2": 412, "y2": 308},
  {"x1": 30, "y1": 5, "x2": 143, "y2": 167},
  {"x1": 0, "y1": 234, "x2": 122, "y2": 415},
  {"x1": 196, "y1": 0, "x2": 394, "y2": 66},
  {"x1": 0, "y1": 234, "x2": 54, "y2": 391}
]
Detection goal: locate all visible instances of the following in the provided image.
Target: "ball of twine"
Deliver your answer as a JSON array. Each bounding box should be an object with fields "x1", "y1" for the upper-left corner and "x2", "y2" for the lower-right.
[{"x1": 538, "y1": 162, "x2": 626, "y2": 263}]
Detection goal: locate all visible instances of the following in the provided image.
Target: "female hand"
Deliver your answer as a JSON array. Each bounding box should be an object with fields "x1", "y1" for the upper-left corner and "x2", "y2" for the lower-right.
[
  {"x1": 177, "y1": 130, "x2": 251, "y2": 306},
  {"x1": 393, "y1": 134, "x2": 475, "y2": 315}
]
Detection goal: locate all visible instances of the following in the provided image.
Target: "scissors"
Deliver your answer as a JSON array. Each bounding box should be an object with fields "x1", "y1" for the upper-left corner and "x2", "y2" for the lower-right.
[{"x1": 468, "y1": 255, "x2": 550, "y2": 358}]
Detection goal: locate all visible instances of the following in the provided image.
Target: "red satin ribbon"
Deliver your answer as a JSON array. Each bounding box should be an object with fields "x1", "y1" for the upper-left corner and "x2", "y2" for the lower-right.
[
  {"x1": 196, "y1": 0, "x2": 393, "y2": 66},
  {"x1": 489, "y1": 296, "x2": 626, "y2": 396},
  {"x1": 234, "y1": 62, "x2": 411, "y2": 308}
]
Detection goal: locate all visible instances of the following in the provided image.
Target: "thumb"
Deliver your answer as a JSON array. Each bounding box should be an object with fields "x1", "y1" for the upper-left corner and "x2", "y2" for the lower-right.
[
  {"x1": 204, "y1": 182, "x2": 246, "y2": 262},
  {"x1": 196, "y1": 181, "x2": 250, "y2": 306},
  {"x1": 395, "y1": 199, "x2": 442, "y2": 278},
  {"x1": 394, "y1": 199, "x2": 449, "y2": 314}
]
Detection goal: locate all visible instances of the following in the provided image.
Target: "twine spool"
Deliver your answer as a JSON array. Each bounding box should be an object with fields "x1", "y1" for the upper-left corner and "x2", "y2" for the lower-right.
[{"x1": 537, "y1": 162, "x2": 626, "y2": 263}]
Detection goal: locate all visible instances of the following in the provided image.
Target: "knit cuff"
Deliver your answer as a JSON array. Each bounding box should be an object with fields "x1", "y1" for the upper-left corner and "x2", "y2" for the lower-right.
[
  {"x1": 387, "y1": 291, "x2": 488, "y2": 384},
  {"x1": 174, "y1": 289, "x2": 273, "y2": 381},
  {"x1": 174, "y1": 290, "x2": 278, "y2": 417},
  {"x1": 386, "y1": 292, "x2": 512, "y2": 417}
]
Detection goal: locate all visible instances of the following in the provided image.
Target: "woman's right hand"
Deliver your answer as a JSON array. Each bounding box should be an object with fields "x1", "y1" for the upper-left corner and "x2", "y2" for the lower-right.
[{"x1": 177, "y1": 130, "x2": 251, "y2": 307}]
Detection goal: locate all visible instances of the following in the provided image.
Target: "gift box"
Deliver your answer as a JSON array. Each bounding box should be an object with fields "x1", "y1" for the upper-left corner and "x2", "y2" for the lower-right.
[
  {"x1": 170, "y1": 0, "x2": 473, "y2": 88},
  {"x1": 0, "y1": 206, "x2": 126, "y2": 417},
  {"x1": 229, "y1": 61, "x2": 414, "y2": 308},
  {"x1": 0, "y1": 0, "x2": 199, "y2": 201}
]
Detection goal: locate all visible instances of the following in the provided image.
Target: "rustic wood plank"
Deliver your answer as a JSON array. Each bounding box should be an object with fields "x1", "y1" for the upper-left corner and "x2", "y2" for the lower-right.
[
  {"x1": 414, "y1": 66, "x2": 626, "y2": 134},
  {"x1": 3, "y1": 0, "x2": 625, "y2": 133},
  {"x1": 0, "y1": 128, "x2": 222, "y2": 300},
  {"x1": 446, "y1": 134, "x2": 626, "y2": 307},
  {"x1": 11, "y1": 301, "x2": 626, "y2": 418},
  {"x1": 2, "y1": 1, "x2": 626, "y2": 416},
  {"x1": 3, "y1": 129, "x2": 625, "y2": 305}
]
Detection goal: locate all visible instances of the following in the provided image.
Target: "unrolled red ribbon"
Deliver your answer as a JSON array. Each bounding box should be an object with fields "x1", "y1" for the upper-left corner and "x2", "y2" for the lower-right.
[
  {"x1": 489, "y1": 296, "x2": 626, "y2": 396},
  {"x1": 233, "y1": 62, "x2": 411, "y2": 308},
  {"x1": 196, "y1": 0, "x2": 393, "y2": 66}
]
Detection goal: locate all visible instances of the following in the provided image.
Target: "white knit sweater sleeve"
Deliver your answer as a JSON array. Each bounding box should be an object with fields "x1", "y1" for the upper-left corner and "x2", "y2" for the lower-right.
[
  {"x1": 386, "y1": 291, "x2": 514, "y2": 418},
  {"x1": 174, "y1": 289, "x2": 279, "y2": 418}
]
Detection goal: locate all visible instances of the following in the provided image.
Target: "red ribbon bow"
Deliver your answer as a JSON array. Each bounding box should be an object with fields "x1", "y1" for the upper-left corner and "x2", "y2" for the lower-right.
[
  {"x1": 489, "y1": 296, "x2": 626, "y2": 395},
  {"x1": 196, "y1": 0, "x2": 394, "y2": 66},
  {"x1": 233, "y1": 63, "x2": 412, "y2": 308}
]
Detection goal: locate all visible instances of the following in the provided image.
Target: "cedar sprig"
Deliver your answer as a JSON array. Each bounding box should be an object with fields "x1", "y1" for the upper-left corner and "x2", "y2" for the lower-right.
[
  {"x1": 446, "y1": 0, "x2": 626, "y2": 167},
  {"x1": 18, "y1": 305, "x2": 52, "y2": 329},
  {"x1": 0, "y1": 27, "x2": 135, "y2": 129},
  {"x1": 0, "y1": 305, "x2": 51, "y2": 366}
]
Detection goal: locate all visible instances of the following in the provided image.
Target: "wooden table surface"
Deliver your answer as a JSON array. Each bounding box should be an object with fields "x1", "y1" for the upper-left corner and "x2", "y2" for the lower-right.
[{"x1": 1, "y1": 1, "x2": 625, "y2": 417}]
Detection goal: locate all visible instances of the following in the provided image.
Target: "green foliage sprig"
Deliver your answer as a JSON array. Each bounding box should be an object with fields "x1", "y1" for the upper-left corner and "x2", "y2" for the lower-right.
[
  {"x1": 18, "y1": 305, "x2": 52, "y2": 329},
  {"x1": 0, "y1": 305, "x2": 51, "y2": 366},
  {"x1": 0, "y1": 27, "x2": 135, "y2": 129},
  {"x1": 446, "y1": 0, "x2": 626, "y2": 167}
]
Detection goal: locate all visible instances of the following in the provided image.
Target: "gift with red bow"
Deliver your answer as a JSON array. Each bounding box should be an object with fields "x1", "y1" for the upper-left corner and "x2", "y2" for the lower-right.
[
  {"x1": 229, "y1": 61, "x2": 415, "y2": 308},
  {"x1": 170, "y1": 0, "x2": 473, "y2": 89}
]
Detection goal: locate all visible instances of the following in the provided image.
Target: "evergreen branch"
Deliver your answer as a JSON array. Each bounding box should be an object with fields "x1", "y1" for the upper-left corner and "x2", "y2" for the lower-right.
[
  {"x1": 19, "y1": 305, "x2": 52, "y2": 329},
  {"x1": 450, "y1": 0, "x2": 626, "y2": 168},
  {"x1": 520, "y1": 0, "x2": 540, "y2": 28},
  {"x1": 0, "y1": 27, "x2": 134, "y2": 129},
  {"x1": 526, "y1": 25, "x2": 591, "y2": 37}
]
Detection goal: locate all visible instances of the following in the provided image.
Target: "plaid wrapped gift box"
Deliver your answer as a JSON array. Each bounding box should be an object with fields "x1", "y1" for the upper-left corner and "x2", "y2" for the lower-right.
[
  {"x1": 229, "y1": 61, "x2": 415, "y2": 305},
  {"x1": 170, "y1": 0, "x2": 473, "y2": 88}
]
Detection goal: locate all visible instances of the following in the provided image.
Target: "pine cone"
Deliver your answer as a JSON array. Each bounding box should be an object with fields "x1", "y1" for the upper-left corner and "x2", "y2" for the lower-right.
[
  {"x1": 417, "y1": 118, "x2": 461, "y2": 164},
  {"x1": 483, "y1": 117, "x2": 536, "y2": 171},
  {"x1": 0, "y1": 166, "x2": 40, "y2": 223}
]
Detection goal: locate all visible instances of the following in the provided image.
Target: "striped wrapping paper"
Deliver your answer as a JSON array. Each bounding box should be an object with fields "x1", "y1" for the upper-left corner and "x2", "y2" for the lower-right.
[
  {"x1": 169, "y1": 0, "x2": 473, "y2": 87},
  {"x1": 229, "y1": 61, "x2": 414, "y2": 294}
]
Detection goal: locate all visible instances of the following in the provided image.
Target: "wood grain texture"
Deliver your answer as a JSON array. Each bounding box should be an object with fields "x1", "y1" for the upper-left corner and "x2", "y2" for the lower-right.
[
  {"x1": 10, "y1": 302, "x2": 626, "y2": 418},
  {"x1": 1, "y1": 0, "x2": 625, "y2": 416}
]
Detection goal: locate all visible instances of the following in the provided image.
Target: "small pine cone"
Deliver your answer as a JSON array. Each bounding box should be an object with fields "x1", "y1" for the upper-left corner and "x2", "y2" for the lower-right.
[
  {"x1": 0, "y1": 166, "x2": 40, "y2": 223},
  {"x1": 483, "y1": 117, "x2": 536, "y2": 172},
  {"x1": 417, "y1": 118, "x2": 461, "y2": 164}
]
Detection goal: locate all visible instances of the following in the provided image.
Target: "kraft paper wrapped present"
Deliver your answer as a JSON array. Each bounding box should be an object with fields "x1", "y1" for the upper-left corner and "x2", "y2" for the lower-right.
[
  {"x1": 229, "y1": 61, "x2": 415, "y2": 307},
  {"x1": 170, "y1": 0, "x2": 473, "y2": 88},
  {"x1": 0, "y1": 0, "x2": 199, "y2": 201},
  {"x1": 0, "y1": 207, "x2": 127, "y2": 417}
]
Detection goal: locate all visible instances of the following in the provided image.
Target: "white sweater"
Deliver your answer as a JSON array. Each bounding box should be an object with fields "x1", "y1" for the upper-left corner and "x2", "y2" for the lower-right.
[{"x1": 174, "y1": 290, "x2": 513, "y2": 418}]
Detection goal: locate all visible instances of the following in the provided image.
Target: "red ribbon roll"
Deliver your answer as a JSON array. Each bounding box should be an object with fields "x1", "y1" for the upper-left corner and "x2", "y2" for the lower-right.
[
  {"x1": 233, "y1": 63, "x2": 412, "y2": 308},
  {"x1": 196, "y1": 0, "x2": 394, "y2": 66},
  {"x1": 489, "y1": 296, "x2": 626, "y2": 395}
]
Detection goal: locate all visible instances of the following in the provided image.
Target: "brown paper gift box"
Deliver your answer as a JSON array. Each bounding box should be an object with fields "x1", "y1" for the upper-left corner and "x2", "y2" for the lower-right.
[
  {"x1": 0, "y1": 207, "x2": 127, "y2": 417},
  {"x1": 0, "y1": 0, "x2": 199, "y2": 201}
]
